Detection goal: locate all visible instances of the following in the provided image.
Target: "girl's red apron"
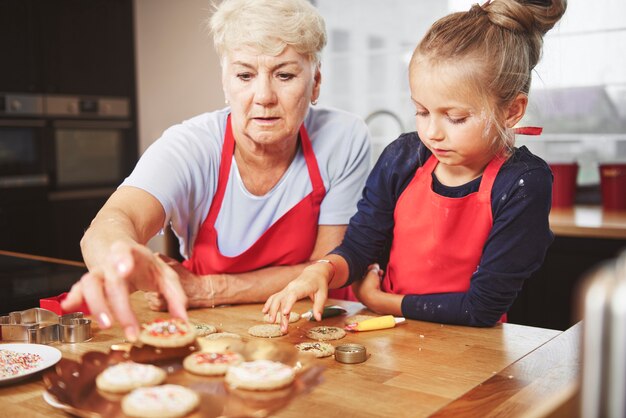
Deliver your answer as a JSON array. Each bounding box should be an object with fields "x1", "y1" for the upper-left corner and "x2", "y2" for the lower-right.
[
  {"x1": 183, "y1": 115, "x2": 353, "y2": 299},
  {"x1": 382, "y1": 154, "x2": 506, "y2": 319}
]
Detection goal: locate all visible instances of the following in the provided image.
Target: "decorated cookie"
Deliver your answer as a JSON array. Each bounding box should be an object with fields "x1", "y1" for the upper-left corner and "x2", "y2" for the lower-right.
[
  {"x1": 295, "y1": 342, "x2": 335, "y2": 358},
  {"x1": 225, "y1": 360, "x2": 295, "y2": 390},
  {"x1": 139, "y1": 318, "x2": 197, "y2": 348},
  {"x1": 95, "y1": 361, "x2": 167, "y2": 393},
  {"x1": 121, "y1": 384, "x2": 199, "y2": 418},
  {"x1": 248, "y1": 324, "x2": 286, "y2": 338},
  {"x1": 201, "y1": 332, "x2": 243, "y2": 341},
  {"x1": 192, "y1": 322, "x2": 218, "y2": 337},
  {"x1": 263, "y1": 311, "x2": 300, "y2": 324},
  {"x1": 183, "y1": 351, "x2": 244, "y2": 376},
  {"x1": 306, "y1": 326, "x2": 346, "y2": 341},
  {"x1": 344, "y1": 314, "x2": 377, "y2": 326}
]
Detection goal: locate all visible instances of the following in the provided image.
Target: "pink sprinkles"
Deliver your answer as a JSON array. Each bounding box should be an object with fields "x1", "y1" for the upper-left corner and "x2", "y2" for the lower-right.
[{"x1": 0, "y1": 349, "x2": 43, "y2": 378}]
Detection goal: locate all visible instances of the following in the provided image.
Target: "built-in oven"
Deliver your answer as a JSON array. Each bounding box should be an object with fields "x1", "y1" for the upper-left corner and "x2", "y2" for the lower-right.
[
  {"x1": 0, "y1": 93, "x2": 51, "y2": 255},
  {"x1": 43, "y1": 95, "x2": 137, "y2": 260}
]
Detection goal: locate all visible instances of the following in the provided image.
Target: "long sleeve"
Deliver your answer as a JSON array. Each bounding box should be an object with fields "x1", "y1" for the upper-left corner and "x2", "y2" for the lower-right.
[{"x1": 333, "y1": 132, "x2": 554, "y2": 327}]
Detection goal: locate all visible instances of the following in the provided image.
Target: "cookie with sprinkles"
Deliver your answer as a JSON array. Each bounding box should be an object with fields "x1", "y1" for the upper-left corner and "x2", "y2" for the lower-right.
[
  {"x1": 225, "y1": 359, "x2": 295, "y2": 390},
  {"x1": 248, "y1": 324, "x2": 286, "y2": 338},
  {"x1": 192, "y1": 322, "x2": 217, "y2": 337},
  {"x1": 263, "y1": 311, "x2": 300, "y2": 324},
  {"x1": 295, "y1": 342, "x2": 335, "y2": 358},
  {"x1": 121, "y1": 384, "x2": 199, "y2": 418},
  {"x1": 139, "y1": 318, "x2": 197, "y2": 348},
  {"x1": 96, "y1": 361, "x2": 167, "y2": 393},
  {"x1": 183, "y1": 351, "x2": 244, "y2": 376},
  {"x1": 306, "y1": 326, "x2": 346, "y2": 341}
]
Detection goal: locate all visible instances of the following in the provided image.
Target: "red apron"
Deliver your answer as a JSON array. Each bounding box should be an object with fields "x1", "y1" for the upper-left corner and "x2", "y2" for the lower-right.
[
  {"x1": 183, "y1": 115, "x2": 325, "y2": 274},
  {"x1": 382, "y1": 154, "x2": 506, "y2": 318}
]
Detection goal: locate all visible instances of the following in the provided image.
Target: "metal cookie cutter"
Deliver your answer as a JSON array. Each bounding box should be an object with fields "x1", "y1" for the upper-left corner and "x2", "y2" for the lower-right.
[{"x1": 0, "y1": 307, "x2": 92, "y2": 344}]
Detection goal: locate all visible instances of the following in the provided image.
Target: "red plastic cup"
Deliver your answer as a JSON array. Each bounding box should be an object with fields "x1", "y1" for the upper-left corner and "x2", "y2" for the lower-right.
[
  {"x1": 549, "y1": 163, "x2": 578, "y2": 209},
  {"x1": 599, "y1": 163, "x2": 626, "y2": 211}
]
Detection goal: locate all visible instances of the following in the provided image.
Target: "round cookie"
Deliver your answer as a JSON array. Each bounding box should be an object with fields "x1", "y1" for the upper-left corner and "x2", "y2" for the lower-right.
[
  {"x1": 344, "y1": 314, "x2": 377, "y2": 326},
  {"x1": 192, "y1": 322, "x2": 217, "y2": 337},
  {"x1": 122, "y1": 384, "x2": 199, "y2": 418},
  {"x1": 306, "y1": 326, "x2": 346, "y2": 341},
  {"x1": 295, "y1": 342, "x2": 335, "y2": 358},
  {"x1": 139, "y1": 318, "x2": 197, "y2": 348},
  {"x1": 183, "y1": 351, "x2": 244, "y2": 376},
  {"x1": 248, "y1": 324, "x2": 286, "y2": 338},
  {"x1": 225, "y1": 360, "x2": 295, "y2": 390},
  {"x1": 263, "y1": 311, "x2": 300, "y2": 324},
  {"x1": 95, "y1": 361, "x2": 166, "y2": 393},
  {"x1": 201, "y1": 332, "x2": 243, "y2": 341}
]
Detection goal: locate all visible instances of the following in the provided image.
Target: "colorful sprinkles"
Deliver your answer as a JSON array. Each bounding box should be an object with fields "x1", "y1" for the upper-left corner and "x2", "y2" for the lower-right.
[
  {"x1": 144, "y1": 318, "x2": 189, "y2": 338},
  {"x1": 0, "y1": 349, "x2": 43, "y2": 378}
]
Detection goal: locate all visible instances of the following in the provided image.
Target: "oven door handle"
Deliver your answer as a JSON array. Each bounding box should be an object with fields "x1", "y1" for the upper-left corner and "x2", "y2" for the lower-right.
[
  {"x1": 0, "y1": 119, "x2": 46, "y2": 128},
  {"x1": 52, "y1": 120, "x2": 133, "y2": 129},
  {"x1": 0, "y1": 174, "x2": 49, "y2": 188}
]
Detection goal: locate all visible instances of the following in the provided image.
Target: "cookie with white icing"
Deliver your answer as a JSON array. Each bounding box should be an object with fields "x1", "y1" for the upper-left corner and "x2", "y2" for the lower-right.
[
  {"x1": 95, "y1": 361, "x2": 167, "y2": 393},
  {"x1": 295, "y1": 342, "x2": 335, "y2": 358},
  {"x1": 263, "y1": 311, "x2": 300, "y2": 324},
  {"x1": 121, "y1": 384, "x2": 199, "y2": 418},
  {"x1": 183, "y1": 351, "x2": 244, "y2": 376},
  {"x1": 139, "y1": 318, "x2": 197, "y2": 348},
  {"x1": 225, "y1": 360, "x2": 295, "y2": 390},
  {"x1": 306, "y1": 326, "x2": 346, "y2": 341}
]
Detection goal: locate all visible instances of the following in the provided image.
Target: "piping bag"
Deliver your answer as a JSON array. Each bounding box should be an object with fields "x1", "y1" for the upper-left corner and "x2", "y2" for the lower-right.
[
  {"x1": 345, "y1": 315, "x2": 405, "y2": 331},
  {"x1": 301, "y1": 305, "x2": 347, "y2": 321}
]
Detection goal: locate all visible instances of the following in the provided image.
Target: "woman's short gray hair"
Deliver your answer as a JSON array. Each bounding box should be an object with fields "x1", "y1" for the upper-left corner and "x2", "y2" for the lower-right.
[{"x1": 209, "y1": 0, "x2": 327, "y2": 65}]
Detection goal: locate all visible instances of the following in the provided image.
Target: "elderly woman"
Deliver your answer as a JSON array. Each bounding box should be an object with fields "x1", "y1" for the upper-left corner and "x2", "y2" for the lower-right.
[{"x1": 62, "y1": 0, "x2": 370, "y2": 341}]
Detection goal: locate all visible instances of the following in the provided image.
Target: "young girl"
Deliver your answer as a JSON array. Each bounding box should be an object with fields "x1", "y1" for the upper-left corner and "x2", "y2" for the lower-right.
[{"x1": 264, "y1": 0, "x2": 567, "y2": 328}]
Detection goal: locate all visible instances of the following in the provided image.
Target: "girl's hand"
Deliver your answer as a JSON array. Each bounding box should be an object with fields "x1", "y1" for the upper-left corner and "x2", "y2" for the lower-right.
[
  {"x1": 61, "y1": 241, "x2": 188, "y2": 342},
  {"x1": 262, "y1": 263, "x2": 331, "y2": 332},
  {"x1": 351, "y1": 264, "x2": 384, "y2": 311}
]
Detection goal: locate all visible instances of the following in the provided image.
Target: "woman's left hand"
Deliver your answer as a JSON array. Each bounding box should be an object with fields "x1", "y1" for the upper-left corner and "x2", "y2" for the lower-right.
[{"x1": 144, "y1": 254, "x2": 219, "y2": 311}]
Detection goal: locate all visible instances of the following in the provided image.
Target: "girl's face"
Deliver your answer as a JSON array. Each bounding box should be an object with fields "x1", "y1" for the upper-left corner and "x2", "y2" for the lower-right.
[{"x1": 409, "y1": 61, "x2": 499, "y2": 181}]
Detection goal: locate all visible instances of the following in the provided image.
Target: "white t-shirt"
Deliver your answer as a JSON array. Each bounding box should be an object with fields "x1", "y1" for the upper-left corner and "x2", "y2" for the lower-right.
[{"x1": 123, "y1": 107, "x2": 371, "y2": 259}]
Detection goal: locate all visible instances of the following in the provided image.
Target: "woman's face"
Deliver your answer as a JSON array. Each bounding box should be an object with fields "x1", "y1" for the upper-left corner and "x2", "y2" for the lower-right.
[{"x1": 222, "y1": 46, "x2": 321, "y2": 149}]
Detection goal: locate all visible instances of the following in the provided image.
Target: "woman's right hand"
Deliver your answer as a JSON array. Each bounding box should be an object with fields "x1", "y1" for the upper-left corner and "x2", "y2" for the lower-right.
[
  {"x1": 262, "y1": 263, "x2": 331, "y2": 332},
  {"x1": 61, "y1": 240, "x2": 188, "y2": 342}
]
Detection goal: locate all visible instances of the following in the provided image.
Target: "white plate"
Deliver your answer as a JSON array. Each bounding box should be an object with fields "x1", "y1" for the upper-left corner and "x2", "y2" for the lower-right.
[{"x1": 0, "y1": 343, "x2": 62, "y2": 386}]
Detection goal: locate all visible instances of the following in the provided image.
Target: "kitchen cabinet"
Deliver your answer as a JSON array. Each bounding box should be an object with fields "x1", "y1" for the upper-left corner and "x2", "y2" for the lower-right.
[
  {"x1": 0, "y1": 0, "x2": 135, "y2": 96},
  {"x1": 509, "y1": 235, "x2": 626, "y2": 330},
  {"x1": 48, "y1": 194, "x2": 109, "y2": 261},
  {"x1": 0, "y1": 187, "x2": 51, "y2": 256}
]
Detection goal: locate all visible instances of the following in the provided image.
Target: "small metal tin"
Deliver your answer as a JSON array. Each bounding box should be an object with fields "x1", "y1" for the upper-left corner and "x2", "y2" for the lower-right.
[{"x1": 335, "y1": 343, "x2": 367, "y2": 364}]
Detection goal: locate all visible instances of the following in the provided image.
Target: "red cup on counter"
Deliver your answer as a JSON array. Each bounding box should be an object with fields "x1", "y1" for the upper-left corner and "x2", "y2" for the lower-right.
[
  {"x1": 549, "y1": 162, "x2": 578, "y2": 209},
  {"x1": 599, "y1": 163, "x2": 626, "y2": 211}
]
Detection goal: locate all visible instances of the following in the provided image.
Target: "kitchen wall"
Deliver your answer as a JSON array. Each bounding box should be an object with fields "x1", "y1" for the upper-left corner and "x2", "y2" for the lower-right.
[{"x1": 134, "y1": 0, "x2": 223, "y2": 251}]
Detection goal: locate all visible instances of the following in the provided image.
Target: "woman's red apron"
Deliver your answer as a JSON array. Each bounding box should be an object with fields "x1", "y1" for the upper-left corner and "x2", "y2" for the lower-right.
[
  {"x1": 183, "y1": 115, "x2": 326, "y2": 275},
  {"x1": 382, "y1": 154, "x2": 506, "y2": 319}
]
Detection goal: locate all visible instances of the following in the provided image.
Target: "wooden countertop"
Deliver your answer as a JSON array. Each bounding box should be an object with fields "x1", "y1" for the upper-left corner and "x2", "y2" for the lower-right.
[
  {"x1": 550, "y1": 205, "x2": 626, "y2": 239},
  {"x1": 1, "y1": 293, "x2": 580, "y2": 417}
]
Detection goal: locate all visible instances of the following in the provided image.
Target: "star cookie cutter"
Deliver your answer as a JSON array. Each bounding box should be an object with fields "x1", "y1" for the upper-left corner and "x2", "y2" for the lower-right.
[{"x1": 0, "y1": 307, "x2": 92, "y2": 344}]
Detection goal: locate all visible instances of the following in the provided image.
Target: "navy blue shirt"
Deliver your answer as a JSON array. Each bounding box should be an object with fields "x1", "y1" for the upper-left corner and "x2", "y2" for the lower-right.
[{"x1": 332, "y1": 132, "x2": 554, "y2": 327}]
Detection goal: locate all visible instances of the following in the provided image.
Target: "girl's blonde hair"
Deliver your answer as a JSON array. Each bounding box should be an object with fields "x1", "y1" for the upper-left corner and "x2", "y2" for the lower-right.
[
  {"x1": 410, "y1": 0, "x2": 567, "y2": 154},
  {"x1": 209, "y1": 0, "x2": 327, "y2": 65}
]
